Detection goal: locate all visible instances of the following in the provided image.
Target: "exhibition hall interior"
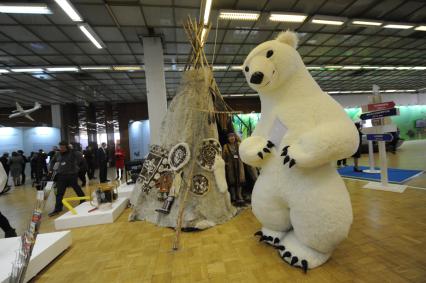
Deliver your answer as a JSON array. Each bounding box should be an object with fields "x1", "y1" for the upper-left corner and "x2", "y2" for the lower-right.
[{"x1": 0, "y1": 0, "x2": 425, "y2": 282}]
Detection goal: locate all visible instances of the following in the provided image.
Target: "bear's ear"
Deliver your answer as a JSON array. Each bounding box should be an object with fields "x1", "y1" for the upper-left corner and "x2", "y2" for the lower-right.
[{"x1": 276, "y1": 30, "x2": 298, "y2": 49}]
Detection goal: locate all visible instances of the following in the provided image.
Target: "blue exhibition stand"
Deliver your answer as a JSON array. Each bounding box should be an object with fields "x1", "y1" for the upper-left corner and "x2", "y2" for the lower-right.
[{"x1": 338, "y1": 166, "x2": 423, "y2": 184}]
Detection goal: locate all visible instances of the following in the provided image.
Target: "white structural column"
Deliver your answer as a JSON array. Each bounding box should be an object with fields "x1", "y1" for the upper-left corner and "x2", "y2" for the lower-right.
[
  {"x1": 142, "y1": 36, "x2": 168, "y2": 145},
  {"x1": 51, "y1": 104, "x2": 62, "y2": 129}
]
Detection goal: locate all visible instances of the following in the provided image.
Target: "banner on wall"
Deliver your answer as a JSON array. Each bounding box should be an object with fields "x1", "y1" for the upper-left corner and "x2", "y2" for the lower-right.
[
  {"x1": 128, "y1": 120, "x2": 150, "y2": 160},
  {"x1": 0, "y1": 127, "x2": 60, "y2": 155}
]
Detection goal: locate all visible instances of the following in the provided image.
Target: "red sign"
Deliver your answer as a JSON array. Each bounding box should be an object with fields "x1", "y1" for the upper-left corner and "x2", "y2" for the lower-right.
[{"x1": 362, "y1": 101, "x2": 395, "y2": 112}]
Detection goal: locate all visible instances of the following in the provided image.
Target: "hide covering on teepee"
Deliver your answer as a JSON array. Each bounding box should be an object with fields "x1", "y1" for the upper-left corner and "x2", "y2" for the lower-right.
[{"x1": 130, "y1": 18, "x2": 237, "y2": 232}]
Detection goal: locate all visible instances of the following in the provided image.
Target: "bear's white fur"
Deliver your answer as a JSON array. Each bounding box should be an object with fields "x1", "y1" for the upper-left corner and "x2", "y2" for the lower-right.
[{"x1": 239, "y1": 31, "x2": 358, "y2": 270}]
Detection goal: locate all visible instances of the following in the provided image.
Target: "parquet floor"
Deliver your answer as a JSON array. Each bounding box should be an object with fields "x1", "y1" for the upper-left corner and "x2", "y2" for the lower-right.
[{"x1": 0, "y1": 140, "x2": 425, "y2": 283}]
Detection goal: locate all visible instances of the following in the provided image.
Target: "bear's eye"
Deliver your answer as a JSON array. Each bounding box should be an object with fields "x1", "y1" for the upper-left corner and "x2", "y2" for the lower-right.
[
  {"x1": 244, "y1": 66, "x2": 249, "y2": 72},
  {"x1": 266, "y1": 50, "x2": 273, "y2": 58}
]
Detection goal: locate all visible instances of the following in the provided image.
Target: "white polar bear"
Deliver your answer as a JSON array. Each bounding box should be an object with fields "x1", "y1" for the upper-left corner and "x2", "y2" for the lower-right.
[{"x1": 239, "y1": 31, "x2": 359, "y2": 271}]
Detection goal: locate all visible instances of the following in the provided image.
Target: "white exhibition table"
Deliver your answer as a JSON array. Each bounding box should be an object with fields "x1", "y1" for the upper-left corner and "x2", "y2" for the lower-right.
[
  {"x1": 0, "y1": 231, "x2": 72, "y2": 283},
  {"x1": 117, "y1": 183, "x2": 137, "y2": 205},
  {"x1": 54, "y1": 197, "x2": 128, "y2": 230}
]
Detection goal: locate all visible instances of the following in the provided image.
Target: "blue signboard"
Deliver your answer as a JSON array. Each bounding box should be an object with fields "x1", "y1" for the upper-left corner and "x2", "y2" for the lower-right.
[
  {"x1": 360, "y1": 108, "x2": 398, "y2": 120},
  {"x1": 366, "y1": 134, "x2": 393, "y2": 142}
]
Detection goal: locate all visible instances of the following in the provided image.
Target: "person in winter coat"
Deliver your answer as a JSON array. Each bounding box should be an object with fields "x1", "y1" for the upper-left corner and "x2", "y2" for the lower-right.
[{"x1": 8, "y1": 152, "x2": 24, "y2": 186}]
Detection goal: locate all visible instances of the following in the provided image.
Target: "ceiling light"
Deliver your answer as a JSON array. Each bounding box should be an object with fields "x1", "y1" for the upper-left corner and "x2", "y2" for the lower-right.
[
  {"x1": 213, "y1": 66, "x2": 228, "y2": 71},
  {"x1": 46, "y1": 67, "x2": 79, "y2": 72},
  {"x1": 307, "y1": 66, "x2": 322, "y2": 70},
  {"x1": 378, "y1": 66, "x2": 396, "y2": 70},
  {"x1": 383, "y1": 24, "x2": 413, "y2": 29},
  {"x1": 342, "y1": 66, "x2": 362, "y2": 70},
  {"x1": 325, "y1": 65, "x2": 342, "y2": 70},
  {"x1": 415, "y1": 25, "x2": 426, "y2": 31},
  {"x1": 351, "y1": 20, "x2": 382, "y2": 26},
  {"x1": 269, "y1": 12, "x2": 307, "y2": 23},
  {"x1": 203, "y1": 0, "x2": 212, "y2": 25},
  {"x1": 113, "y1": 66, "x2": 142, "y2": 71},
  {"x1": 311, "y1": 15, "x2": 346, "y2": 26},
  {"x1": 395, "y1": 66, "x2": 411, "y2": 70},
  {"x1": 230, "y1": 65, "x2": 243, "y2": 70},
  {"x1": 363, "y1": 66, "x2": 379, "y2": 69},
  {"x1": 81, "y1": 66, "x2": 111, "y2": 70},
  {"x1": 11, "y1": 68, "x2": 44, "y2": 73},
  {"x1": 78, "y1": 24, "x2": 105, "y2": 49},
  {"x1": 0, "y1": 69, "x2": 9, "y2": 73},
  {"x1": 219, "y1": 10, "x2": 260, "y2": 21},
  {"x1": 413, "y1": 66, "x2": 426, "y2": 70},
  {"x1": 54, "y1": 0, "x2": 82, "y2": 22},
  {"x1": 201, "y1": 28, "x2": 207, "y2": 45},
  {"x1": 0, "y1": 3, "x2": 52, "y2": 14}
]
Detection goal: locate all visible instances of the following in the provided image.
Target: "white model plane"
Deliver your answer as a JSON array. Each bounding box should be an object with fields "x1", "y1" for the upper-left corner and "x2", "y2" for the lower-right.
[{"x1": 8, "y1": 102, "x2": 41, "y2": 121}]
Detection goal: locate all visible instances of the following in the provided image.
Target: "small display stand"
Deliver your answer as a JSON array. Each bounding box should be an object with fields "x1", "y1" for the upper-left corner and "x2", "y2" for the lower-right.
[
  {"x1": 117, "y1": 183, "x2": 137, "y2": 205},
  {"x1": 360, "y1": 85, "x2": 407, "y2": 193},
  {"x1": 0, "y1": 231, "x2": 72, "y2": 283},
  {"x1": 54, "y1": 197, "x2": 128, "y2": 230}
]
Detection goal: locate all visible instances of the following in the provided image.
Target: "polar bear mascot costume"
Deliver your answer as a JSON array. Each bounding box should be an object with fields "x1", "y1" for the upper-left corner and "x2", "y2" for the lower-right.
[{"x1": 239, "y1": 31, "x2": 359, "y2": 271}]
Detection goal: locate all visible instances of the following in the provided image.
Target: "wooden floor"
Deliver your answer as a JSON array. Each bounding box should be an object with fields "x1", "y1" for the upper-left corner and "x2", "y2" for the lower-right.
[{"x1": 0, "y1": 140, "x2": 425, "y2": 282}]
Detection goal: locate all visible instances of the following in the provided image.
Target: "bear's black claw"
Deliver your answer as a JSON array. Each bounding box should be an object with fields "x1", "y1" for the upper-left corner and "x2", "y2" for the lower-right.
[
  {"x1": 290, "y1": 256, "x2": 299, "y2": 266},
  {"x1": 283, "y1": 156, "x2": 290, "y2": 165},
  {"x1": 276, "y1": 245, "x2": 285, "y2": 251},
  {"x1": 282, "y1": 251, "x2": 291, "y2": 258},
  {"x1": 257, "y1": 152, "x2": 263, "y2": 159},
  {"x1": 254, "y1": 231, "x2": 263, "y2": 237},
  {"x1": 263, "y1": 148, "x2": 271, "y2": 153},
  {"x1": 282, "y1": 146, "x2": 289, "y2": 156},
  {"x1": 265, "y1": 236, "x2": 273, "y2": 242},
  {"x1": 273, "y1": 237, "x2": 280, "y2": 244},
  {"x1": 289, "y1": 159, "x2": 296, "y2": 168},
  {"x1": 259, "y1": 235, "x2": 267, "y2": 242},
  {"x1": 301, "y1": 260, "x2": 308, "y2": 273},
  {"x1": 266, "y1": 140, "x2": 274, "y2": 148}
]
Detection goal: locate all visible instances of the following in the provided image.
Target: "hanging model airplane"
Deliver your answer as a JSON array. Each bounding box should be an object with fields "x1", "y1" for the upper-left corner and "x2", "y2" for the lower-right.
[{"x1": 8, "y1": 102, "x2": 42, "y2": 121}]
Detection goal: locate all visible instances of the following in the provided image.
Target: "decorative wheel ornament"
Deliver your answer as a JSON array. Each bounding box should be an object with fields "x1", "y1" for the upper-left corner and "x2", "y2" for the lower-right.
[
  {"x1": 168, "y1": 142, "x2": 190, "y2": 171},
  {"x1": 196, "y1": 138, "x2": 221, "y2": 171},
  {"x1": 191, "y1": 174, "x2": 209, "y2": 196}
]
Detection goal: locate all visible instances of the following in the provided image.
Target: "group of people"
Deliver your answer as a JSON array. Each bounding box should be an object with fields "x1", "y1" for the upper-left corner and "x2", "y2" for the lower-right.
[{"x1": 0, "y1": 150, "x2": 30, "y2": 187}]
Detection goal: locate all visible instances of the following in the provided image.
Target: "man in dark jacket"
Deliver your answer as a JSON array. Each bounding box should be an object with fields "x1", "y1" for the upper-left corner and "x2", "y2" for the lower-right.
[
  {"x1": 17, "y1": 150, "x2": 27, "y2": 185},
  {"x1": 97, "y1": 142, "x2": 109, "y2": 183},
  {"x1": 48, "y1": 141, "x2": 86, "y2": 217},
  {"x1": 0, "y1": 153, "x2": 10, "y2": 178},
  {"x1": 84, "y1": 145, "x2": 96, "y2": 180}
]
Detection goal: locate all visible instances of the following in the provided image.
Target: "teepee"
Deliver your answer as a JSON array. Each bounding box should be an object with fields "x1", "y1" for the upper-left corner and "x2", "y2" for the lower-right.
[{"x1": 130, "y1": 18, "x2": 237, "y2": 247}]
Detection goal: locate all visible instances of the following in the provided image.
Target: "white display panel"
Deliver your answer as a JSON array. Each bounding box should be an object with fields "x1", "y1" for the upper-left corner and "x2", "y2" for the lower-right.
[
  {"x1": 0, "y1": 127, "x2": 23, "y2": 154},
  {"x1": 0, "y1": 127, "x2": 60, "y2": 155},
  {"x1": 128, "y1": 120, "x2": 150, "y2": 160},
  {"x1": 23, "y1": 127, "x2": 61, "y2": 153}
]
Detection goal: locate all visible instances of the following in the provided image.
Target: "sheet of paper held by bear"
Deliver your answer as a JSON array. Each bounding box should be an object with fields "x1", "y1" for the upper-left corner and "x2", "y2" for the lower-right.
[{"x1": 268, "y1": 118, "x2": 288, "y2": 146}]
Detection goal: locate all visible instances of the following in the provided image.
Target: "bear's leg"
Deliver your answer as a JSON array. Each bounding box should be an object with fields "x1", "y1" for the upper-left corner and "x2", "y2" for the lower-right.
[
  {"x1": 255, "y1": 227, "x2": 288, "y2": 247},
  {"x1": 278, "y1": 231, "x2": 330, "y2": 272}
]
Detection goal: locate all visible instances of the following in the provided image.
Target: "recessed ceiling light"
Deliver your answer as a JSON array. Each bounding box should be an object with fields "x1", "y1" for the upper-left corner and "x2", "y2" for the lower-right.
[
  {"x1": 113, "y1": 66, "x2": 142, "y2": 71},
  {"x1": 342, "y1": 66, "x2": 362, "y2": 70},
  {"x1": 395, "y1": 66, "x2": 411, "y2": 70},
  {"x1": 11, "y1": 68, "x2": 44, "y2": 73},
  {"x1": 363, "y1": 66, "x2": 379, "y2": 69},
  {"x1": 325, "y1": 65, "x2": 342, "y2": 70},
  {"x1": 81, "y1": 66, "x2": 111, "y2": 70},
  {"x1": 0, "y1": 3, "x2": 52, "y2": 14},
  {"x1": 351, "y1": 19, "x2": 383, "y2": 26},
  {"x1": 413, "y1": 66, "x2": 426, "y2": 70},
  {"x1": 378, "y1": 66, "x2": 396, "y2": 70},
  {"x1": 46, "y1": 67, "x2": 79, "y2": 72},
  {"x1": 269, "y1": 12, "x2": 307, "y2": 23},
  {"x1": 311, "y1": 15, "x2": 346, "y2": 26},
  {"x1": 219, "y1": 10, "x2": 260, "y2": 21},
  {"x1": 230, "y1": 65, "x2": 243, "y2": 70},
  {"x1": 383, "y1": 24, "x2": 413, "y2": 29},
  {"x1": 213, "y1": 66, "x2": 228, "y2": 70},
  {"x1": 54, "y1": 0, "x2": 82, "y2": 22},
  {"x1": 78, "y1": 24, "x2": 105, "y2": 49},
  {"x1": 414, "y1": 25, "x2": 426, "y2": 31},
  {"x1": 0, "y1": 69, "x2": 9, "y2": 73}
]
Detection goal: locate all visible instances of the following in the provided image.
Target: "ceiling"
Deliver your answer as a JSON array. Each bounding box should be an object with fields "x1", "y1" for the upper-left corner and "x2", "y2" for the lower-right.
[{"x1": 0, "y1": 0, "x2": 425, "y2": 107}]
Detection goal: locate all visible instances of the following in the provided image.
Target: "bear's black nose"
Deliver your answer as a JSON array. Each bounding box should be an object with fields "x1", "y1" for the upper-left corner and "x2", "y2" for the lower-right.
[{"x1": 250, "y1": 72, "x2": 264, "y2": 84}]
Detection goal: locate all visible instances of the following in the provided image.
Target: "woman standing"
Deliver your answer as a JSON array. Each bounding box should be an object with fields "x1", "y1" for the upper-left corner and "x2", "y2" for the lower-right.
[
  {"x1": 9, "y1": 152, "x2": 24, "y2": 186},
  {"x1": 115, "y1": 145, "x2": 125, "y2": 180},
  {"x1": 223, "y1": 133, "x2": 246, "y2": 206}
]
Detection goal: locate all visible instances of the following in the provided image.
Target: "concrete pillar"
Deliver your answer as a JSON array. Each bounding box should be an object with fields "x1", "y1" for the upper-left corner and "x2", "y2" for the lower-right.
[
  {"x1": 142, "y1": 36, "x2": 167, "y2": 145},
  {"x1": 51, "y1": 104, "x2": 62, "y2": 129},
  {"x1": 104, "y1": 102, "x2": 115, "y2": 163},
  {"x1": 86, "y1": 103, "x2": 97, "y2": 144},
  {"x1": 62, "y1": 104, "x2": 79, "y2": 142}
]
